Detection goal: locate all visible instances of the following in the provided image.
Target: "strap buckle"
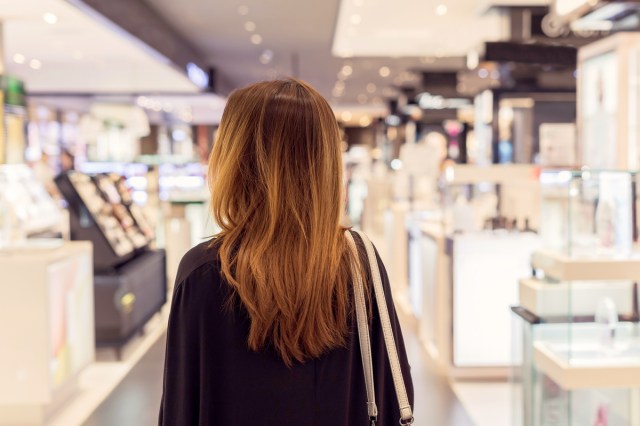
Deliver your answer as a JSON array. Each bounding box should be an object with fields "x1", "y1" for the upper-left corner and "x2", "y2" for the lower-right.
[{"x1": 399, "y1": 416, "x2": 414, "y2": 425}]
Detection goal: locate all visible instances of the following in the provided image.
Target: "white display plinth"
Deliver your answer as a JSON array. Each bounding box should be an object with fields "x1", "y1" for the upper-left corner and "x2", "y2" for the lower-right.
[
  {"x1": 534, "y1": 342, "x2": 640, "y2": 390},
  {"x1": 531, "y1": 250, "x2": 640, "y2": 281},
  {"x1": 452, "y1": 232, "x2": 541, "y2": 373},
  {"x1": 0, "y1": 241, "x2": 94, "y2": 425},
  {"x1": 519, "y1": 278, "x2": 634, "y2": 318}
]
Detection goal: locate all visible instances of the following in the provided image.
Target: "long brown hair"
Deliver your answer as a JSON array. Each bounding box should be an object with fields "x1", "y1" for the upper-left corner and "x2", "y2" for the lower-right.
[{"x1": 208, "y1": 78, "x2": 355, "y2": 366}]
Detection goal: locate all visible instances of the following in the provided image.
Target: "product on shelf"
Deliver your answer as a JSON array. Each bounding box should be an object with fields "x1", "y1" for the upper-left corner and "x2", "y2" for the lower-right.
[
  {"x1": 56, "y1": 171, "x2": 153, "y2": 269},
  {"x1": 0, "y1": 164, "x2": 61, "y2": 240}
]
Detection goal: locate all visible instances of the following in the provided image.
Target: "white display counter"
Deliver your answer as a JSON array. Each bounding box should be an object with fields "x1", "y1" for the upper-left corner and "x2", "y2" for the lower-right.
[
  {"x1": 412, "y1": 225, "x2": 540, "y2": 378},
  {"x1": 0, "y1": 241, "x2": 94, "y2": 425}
]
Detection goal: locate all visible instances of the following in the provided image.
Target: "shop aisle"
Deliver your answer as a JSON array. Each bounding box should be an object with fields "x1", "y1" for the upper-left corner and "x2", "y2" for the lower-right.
[{"x1": 81, "y1": 316, "x2": 472, "y2": 426}]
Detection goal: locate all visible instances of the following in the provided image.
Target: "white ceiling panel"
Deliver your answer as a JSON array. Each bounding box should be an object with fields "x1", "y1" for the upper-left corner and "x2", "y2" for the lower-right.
[
  {"x1": 333, "y1": 0, "x2": 510, "y2": 57},
  {"x1": 0, "y1": 0, "x2": 199, "y2": 93}
]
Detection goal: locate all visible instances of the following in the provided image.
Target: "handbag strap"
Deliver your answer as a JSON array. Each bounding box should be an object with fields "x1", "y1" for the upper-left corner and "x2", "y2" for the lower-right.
[
  {"x1": 346, "y1": 230, "x2": 414, "y2": 425},
  {"x1": 345, "y1": 231, "x2": 378, "y2": 425}
]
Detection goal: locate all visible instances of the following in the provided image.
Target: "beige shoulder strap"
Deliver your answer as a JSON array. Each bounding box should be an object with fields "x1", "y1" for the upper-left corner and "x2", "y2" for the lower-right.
[{"x1": 345, "y1": 230, "x2": 414, "y2": 425}]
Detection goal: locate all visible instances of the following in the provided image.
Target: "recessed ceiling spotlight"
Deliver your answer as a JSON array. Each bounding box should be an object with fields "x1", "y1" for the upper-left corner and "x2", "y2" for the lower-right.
[
  {"x1": 251, "y1": 34, "x2": 263, "y2": 45},
  {"x1": 379, "y1": 66, "x2": 391, "y2": 78},
  {"x1": 29, "y1": 59, "x2": 42, "y2": 70},
  {"x1": 341, "y1": 111, "x2": 353, "y2": 122},
  {"x1": 245, "y1": 21, "x2": 256, "y2": 31},
  {"x1": 350, "y1": 14, "x2": 362, "y2": 25},
  {"x1": 43, "y1": 12, "x2": 58, "y2": 24},
  {"x1": 357, "y1": 94, "x2": 368, "y2": 104},
  {"x1": 366, "y1": 83, "x2": 377, "y2": 93},
  {"x1": 238, "y1": 5, "x2": 249, "y2": 15},
  {"x1": 435, "y1": 4, "x2": 448, "y2": 16},
  {"x1": 341, "y1": 65, "x2": 353, "y2": 77},
  {"x1": 335, "y1": 80, "x2": 346, "y2": 91},
  {"x1": 13, "y1": 54, "x2": 25, "y2": 64},
  {"x1": 259, "y1": 49, "x2": 274, "y2": 65},
  {"x1": 332, "y1": 87, "x2": 344, "y2": 97}
]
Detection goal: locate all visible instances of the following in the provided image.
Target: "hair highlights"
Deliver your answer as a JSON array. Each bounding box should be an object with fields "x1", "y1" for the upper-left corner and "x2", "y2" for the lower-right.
[{"x1": 208, "y1": 78, "x2": 355, "y2": 366}]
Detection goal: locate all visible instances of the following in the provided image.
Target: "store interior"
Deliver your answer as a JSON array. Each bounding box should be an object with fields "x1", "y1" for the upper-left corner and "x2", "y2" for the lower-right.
[{"x1": 1, "y1": 0, "x2": 640, "y2": 425}]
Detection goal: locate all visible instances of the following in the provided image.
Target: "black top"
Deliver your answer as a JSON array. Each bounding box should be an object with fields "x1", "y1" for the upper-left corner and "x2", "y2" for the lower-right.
[{"x1": 159, "y1": 232, "x2": 414, "y2": 425}]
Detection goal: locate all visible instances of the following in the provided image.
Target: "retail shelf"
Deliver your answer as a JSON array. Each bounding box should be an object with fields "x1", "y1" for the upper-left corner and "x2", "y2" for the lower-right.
[
  {"x1": 531, "y1": 250, "x2": 640, "y2": 281},
  {"x1": 533, "y1": 342, "x2": 640, "y2": 390},
  {"x1": 519, "y1": 279, "x2": 634, "y2": 318}
]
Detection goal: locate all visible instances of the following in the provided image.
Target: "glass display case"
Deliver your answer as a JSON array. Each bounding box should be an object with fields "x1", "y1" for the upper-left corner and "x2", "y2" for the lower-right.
[
  {"x1": 440, "y1": 164, "x2": 540, "y2": 233},
  {"x1": 512, "y1": 169, "x2": 640, "y2": 426},
  {"x1": 540, "y1": 169, "x2": 634, "y2": 258},
  {"x1": 0, "y1": 164, "x2": 61, "y2": 244}
]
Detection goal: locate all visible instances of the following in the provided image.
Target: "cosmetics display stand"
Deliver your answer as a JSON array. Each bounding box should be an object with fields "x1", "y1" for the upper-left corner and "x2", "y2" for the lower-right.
[
  {"x1": 55, "y1": 172, "x2": 166, "y2": 355},
  {"x1": 408, "y1": 165, "x2": 541, "y2": 379}
]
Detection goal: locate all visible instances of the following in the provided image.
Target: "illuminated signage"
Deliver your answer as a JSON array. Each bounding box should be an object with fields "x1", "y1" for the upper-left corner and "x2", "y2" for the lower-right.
[{"x1": 186, "y1": 62, "x2": 209, "y2": 89}]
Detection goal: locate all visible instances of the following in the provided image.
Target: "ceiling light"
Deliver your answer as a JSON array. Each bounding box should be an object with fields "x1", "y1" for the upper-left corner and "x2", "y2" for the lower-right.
[
  {"x1": 350, "y1": 14, "x2": 362, "y2": 25},
  {"x1": 478, "y1": 68, "x2": 489, "y2": 79},
  {"x1": 335, "y1": 80, "x2": 346, "y2": 91},
  {"x1": 357, "y1": 94, "x2": 368, "y2": 104},
  {"x1": 136, "y1": 96, "x2": 149, "y2": 107},
  {"x1": 29, "y1": 59, "x2": 42, "y2": 70},
  {"x1": 366, "y1": 83, "x2": 377, "y2": 93},
  {"x1": 259, "y1": 49, "x2": 274, "y2": 65},
  {"x1": 244, "y1": 21, "x2": 256, "y2": 31},
  {"x1": 13, "y1": 54, "x2": 25, "y2": 64},
  {"x1": 251, "y1": 34, "x2": 263, "y2": 45},
  {"x1": 379, "y1": 66, "x2": 391, "y2": 78},
  {"x1": 341, "y1": 111, "x2": 353, "y2": 122},
  {"x1": 359, "y1": 116, "x2": 372, "y2": 127},
  {"x1": 238, "y1": 5, "x2": 249, "y2": 15},
  {"x1": 332, "y1": 87, "x2": 343, "y2": 97},
  {"x1": 341, "y1": 65, "x2": 353, "y2": 77},
  {"x1": 43, "y1": 13, "x2": 58, "y2": 24},
  {"x1": 436, "y1": 4, "x2": 448, "y2": 16}
]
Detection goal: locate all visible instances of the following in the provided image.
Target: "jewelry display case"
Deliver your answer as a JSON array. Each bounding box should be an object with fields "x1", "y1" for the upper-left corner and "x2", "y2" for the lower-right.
[{"x1": 512, "y1": 170, "x2": 640, "y2": 426}]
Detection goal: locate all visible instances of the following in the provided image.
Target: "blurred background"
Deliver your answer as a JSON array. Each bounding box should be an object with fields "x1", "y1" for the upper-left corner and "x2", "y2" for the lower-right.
[{"x1": 1, "y1": 0, "x2": 640, "y2": 425}]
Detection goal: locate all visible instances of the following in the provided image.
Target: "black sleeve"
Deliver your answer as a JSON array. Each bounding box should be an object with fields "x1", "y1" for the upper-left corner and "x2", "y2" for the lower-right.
[{"x1": 159, "y1": 280, "x2": 201, "y2": 425}]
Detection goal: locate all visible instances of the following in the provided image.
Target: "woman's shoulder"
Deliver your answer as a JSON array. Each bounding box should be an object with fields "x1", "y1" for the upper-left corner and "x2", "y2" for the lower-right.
[{"x1": 175, "y1": 239, "x2": 220, "y2": 287}]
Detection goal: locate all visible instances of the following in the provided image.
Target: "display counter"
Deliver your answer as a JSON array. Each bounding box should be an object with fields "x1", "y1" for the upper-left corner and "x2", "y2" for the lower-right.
[{"x1": 0, "y1": 241, "x2": 94, "y2": 425}]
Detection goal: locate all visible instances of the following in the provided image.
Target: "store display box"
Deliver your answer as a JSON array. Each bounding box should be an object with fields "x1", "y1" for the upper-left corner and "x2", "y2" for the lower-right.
[
  {"x1": 94, "y1": 249, "x2": 167, "y2": 352},
  {"x1": 0, "y1": 241, "x2": 94, "y2": 425}
]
